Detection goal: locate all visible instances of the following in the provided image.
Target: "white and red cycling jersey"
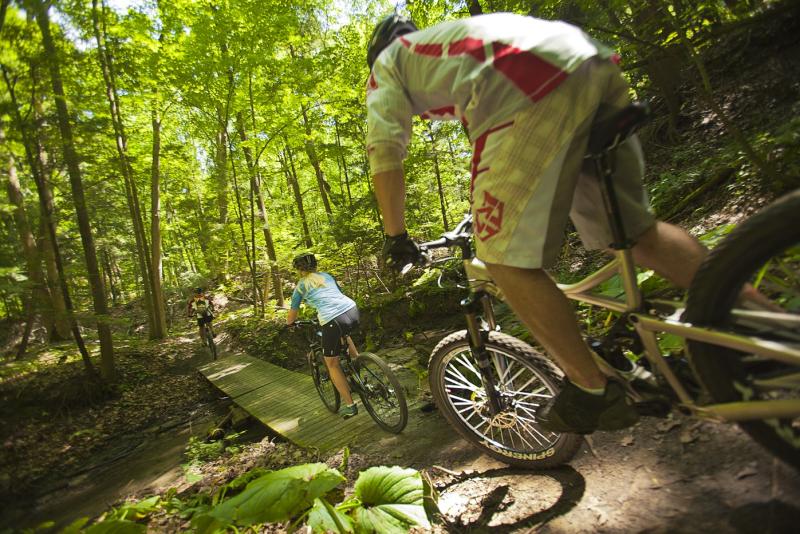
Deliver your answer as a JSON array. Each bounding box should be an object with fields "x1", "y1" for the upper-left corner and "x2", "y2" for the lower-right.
[{"x1": 366, "y1": 13, "x2": 618, "y2": 175}]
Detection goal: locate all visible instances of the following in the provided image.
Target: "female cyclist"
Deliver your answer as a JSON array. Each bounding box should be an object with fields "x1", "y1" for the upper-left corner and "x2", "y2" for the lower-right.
[{"x1": 286, "y1": 253, "x2": 360, "y2": 419}]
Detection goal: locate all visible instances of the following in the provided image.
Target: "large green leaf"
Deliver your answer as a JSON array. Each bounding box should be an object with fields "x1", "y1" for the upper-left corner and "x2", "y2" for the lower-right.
[
  {"x1": 354, "y1": 466, "x2": 424, "y2": 506},
  {"x1": 307, "y1": 498, "x2": 354, "y2": 533},
  {"x1": 348, "y1": 467, "x2": 433, "y2": 533},
  {"x1": 351, "y1": 504, "x2": 430, "y2": 534},
  {"x1": 209, "y1": 463, "x2": 344, "y2": 526}
]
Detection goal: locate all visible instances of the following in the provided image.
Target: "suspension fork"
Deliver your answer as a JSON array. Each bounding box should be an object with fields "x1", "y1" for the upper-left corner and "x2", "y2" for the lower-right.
[{"x1": 463, "y1": 291, "x2": 504, "y2": 415}]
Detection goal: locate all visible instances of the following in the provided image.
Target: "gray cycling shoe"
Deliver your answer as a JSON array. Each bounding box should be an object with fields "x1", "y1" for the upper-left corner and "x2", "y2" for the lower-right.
[
  {"x1": 340, "y1": 403, "x2": 358, "y2": 419},
  {"x1": 537, "y1": 379, "x2": 639, "y2": 434}
]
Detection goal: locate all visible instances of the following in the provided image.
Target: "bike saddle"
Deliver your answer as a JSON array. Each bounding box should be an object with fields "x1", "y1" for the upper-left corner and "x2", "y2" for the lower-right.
[{"x1": 586, "y1": 101, "x2": 651, "y2": 156}]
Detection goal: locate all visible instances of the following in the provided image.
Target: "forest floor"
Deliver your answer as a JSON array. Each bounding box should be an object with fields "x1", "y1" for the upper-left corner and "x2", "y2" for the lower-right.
[{"x1": 3, "y1": 317, "x2": 799, "y2": 533}]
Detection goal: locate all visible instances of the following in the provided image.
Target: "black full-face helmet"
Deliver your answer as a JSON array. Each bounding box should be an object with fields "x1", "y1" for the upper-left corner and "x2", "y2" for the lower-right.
[
  {"x1": 194, "y1": 287, "x2": 203, "y2": 294},
  {"x1": 292, "y1": 253, "x2": 317, "y2": 272},
  {"x1": 367, "y1": 13, "x2": 418, "y2": 69}
]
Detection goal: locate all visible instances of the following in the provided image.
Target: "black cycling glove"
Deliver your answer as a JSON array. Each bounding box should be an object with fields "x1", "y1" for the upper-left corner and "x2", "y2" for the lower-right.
[{"x1": 382, "y1": 231, "x2": 422, "y2": 272}]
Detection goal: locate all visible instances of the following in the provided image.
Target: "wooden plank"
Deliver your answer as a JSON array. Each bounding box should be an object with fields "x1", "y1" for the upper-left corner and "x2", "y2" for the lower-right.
[
  {"x1": 200, "y1": 354, "x2": 298, "y2": 399},
  {"x1": 199, "y1": 353, "x2": 400, "y2": 452}
]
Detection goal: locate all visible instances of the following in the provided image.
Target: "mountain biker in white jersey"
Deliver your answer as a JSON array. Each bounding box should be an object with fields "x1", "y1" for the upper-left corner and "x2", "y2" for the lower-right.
[
  {"x1": 286, "y1": 253, "x2": 361, "y2": 419},
  {"x1": 188, "y1": 287, "x2": 214, "y2": 344},
  {"x1": 366, "y1": 12, "x2": 724, "y2": 434}
]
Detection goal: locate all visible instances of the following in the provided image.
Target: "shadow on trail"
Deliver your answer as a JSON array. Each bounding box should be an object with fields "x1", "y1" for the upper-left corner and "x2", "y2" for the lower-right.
[{"x1": 438, "y1": 465, "x2": 586, "y2": 532}]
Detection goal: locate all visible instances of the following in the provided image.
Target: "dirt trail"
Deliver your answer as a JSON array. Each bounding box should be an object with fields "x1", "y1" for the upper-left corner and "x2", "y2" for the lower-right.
[
  {"x1": 335, "y1": 343, "x2": 800, "y2": 533},
  {"x1": 7, "y1": 334, "x2": 798, "y2": 533}
]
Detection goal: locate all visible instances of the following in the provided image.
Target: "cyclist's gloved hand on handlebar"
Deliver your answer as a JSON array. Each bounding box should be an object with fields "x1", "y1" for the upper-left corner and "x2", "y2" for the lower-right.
[{"x1": 382, "y1": 231, "x2": 422, "y2": 273}]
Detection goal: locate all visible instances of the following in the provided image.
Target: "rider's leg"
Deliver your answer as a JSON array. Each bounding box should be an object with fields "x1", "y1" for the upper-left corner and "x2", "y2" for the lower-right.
[
  {"x1": 485, "y1": 262, "x2": 638, "y2": 433},
  {"x1": 324, "y1": 356, "x2": 354, "y2": 405},
  {"x1": 485, "y1": 263, "x2": 606, "y2": 390},
  {"x1": 630, "y1": 222, "x2": 778, "y2": 309},
  {"x1": 345, "y1": 336, "x2": 359, "y2": 358},
  {"x1": 631, "y1": 221, "x2": 707, "y2": 289}
]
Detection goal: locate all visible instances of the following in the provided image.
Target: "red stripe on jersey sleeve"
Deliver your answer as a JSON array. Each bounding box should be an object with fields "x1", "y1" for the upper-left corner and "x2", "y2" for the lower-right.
[
  {"x1": 491, "y1": 42, "x2": 568, "y2": 101},
  {"x1": 399, "y1": 36, "x2": 412, "y2": 48},
  {"x1": 414, "y1": 42, "x2": 443, "y2": 57},
  {"x1": 448, "y1": 37, "x2": 486, "y2": 62}
]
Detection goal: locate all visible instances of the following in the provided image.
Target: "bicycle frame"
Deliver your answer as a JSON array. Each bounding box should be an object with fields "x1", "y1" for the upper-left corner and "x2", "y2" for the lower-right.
[
  {"x1": 304, "y1": 324, "x2": 366, "y2": 396},
  {"x1": 462, "y1": 249, "x2": 800, "y2": 423}
]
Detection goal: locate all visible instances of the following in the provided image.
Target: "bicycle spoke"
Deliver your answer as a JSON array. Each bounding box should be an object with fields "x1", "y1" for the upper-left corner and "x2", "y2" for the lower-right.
[
  {"x1": 446, "y1": 363, "x2": 481, "y2": 390},
  {"x1": 444, "y1": 375, "x2": 479, "y2": 391},
  {"x1": 454, "y1": 353, "x2": 484, "y2": 382}
]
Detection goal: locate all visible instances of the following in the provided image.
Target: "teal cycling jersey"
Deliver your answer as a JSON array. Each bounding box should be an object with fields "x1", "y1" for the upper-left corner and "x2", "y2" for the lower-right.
[{"x1": 290, "y1": 272, "x2": 356, "y2": 325}]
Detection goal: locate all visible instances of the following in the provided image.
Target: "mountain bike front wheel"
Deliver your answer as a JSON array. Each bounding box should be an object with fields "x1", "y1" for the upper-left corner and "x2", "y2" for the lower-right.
[
  {"x1": 429, "y1": 330, "x2": 582, "y2": 469},
  {"x1": 206, "y1": 326, "x2": 217, "y2": 360},
  {"x1": 684, "y1": 189, "x2": 800, "y2": 470},
  {"x1": 354, "y1": 352, "x2": 408, "y2": 433},
  {"x1": 309, "y1": 348, "x2": 340, "y2": 413}
]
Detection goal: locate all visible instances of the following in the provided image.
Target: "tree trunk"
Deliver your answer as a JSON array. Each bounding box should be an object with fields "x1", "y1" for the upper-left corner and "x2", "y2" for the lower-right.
[
  {"x1": 228, "y1": 137, "x2": 261, "y2": 315},
  {"x1": 426, "y1": 124, "x2": 449, "y2": 231},
  {"x1": 2, "y1": 123, "x2": 55, "y2": 339},
  {"x1": 38, "y1": 219, "x2": 70, "y2": 338},
  {"x1": 34, "y1": 0, "x2": 114, "y2": 381},
  {"x1": 2, "y1": 57, "x2": 93, "y2": 373},
  {"x1": 282, "y1": 141, "x2": 313, "y2": 248},
  {"x1": 91, "y1": 0, "x2": 158, "y2": 337},
  {"x1": 235, "y1": 112, "x2": 283, "y2": 307},
  {"x1": 215, "y1": 119, "x2": 229, "y2": 224},
  {"x1": 334, "y1": 119, "x2": 353, "y2": 209},
  {"x1": 300, "y1": 105, "x2": 333, "y2": 221},
  {"x1": 149, "y1": 106, "x2": 168, "y2": 336}
]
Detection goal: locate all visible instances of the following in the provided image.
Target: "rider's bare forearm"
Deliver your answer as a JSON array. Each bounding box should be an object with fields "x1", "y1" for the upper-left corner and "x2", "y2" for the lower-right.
[{"x1": 373, "y1": 169, "x2": 406, "y2": 236}]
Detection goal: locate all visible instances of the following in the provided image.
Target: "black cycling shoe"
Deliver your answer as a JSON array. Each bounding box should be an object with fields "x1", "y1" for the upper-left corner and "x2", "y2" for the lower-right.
[{"x1": 537, "y1": 379, "x2": 639, "y2": 434}]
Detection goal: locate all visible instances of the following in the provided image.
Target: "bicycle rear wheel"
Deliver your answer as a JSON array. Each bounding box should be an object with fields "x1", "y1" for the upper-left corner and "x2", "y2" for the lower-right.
[
  {"x1": 429, "y1": 330, "x2": 582, "y2": 469},
  {"x1": 309, "y1": 348, "x2": 340, "y2": 413},
  {"x1": 354, "y1": 352, "x2": 408, "y2": 433},
  {"x1": 684, "y1": 189, "x2": 800, "y2": 470}
]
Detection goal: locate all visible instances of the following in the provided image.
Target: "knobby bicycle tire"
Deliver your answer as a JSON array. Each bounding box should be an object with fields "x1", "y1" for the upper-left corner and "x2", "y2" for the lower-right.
[
  {"x1": 683, "y1": 189, "x2": 800, "y2": 470},
  {"x1": 206, "y1": 326, "x2": 217, "y2": 360},
  {"x1": 354, "y1": 352, "x2": 408, "y2": 433},
  {"x1": 429, "y1": 330, "x2": 582, "y2": 469},
  {"x1": 309, "y1": 348, "x2": 340, "y2": 413}
]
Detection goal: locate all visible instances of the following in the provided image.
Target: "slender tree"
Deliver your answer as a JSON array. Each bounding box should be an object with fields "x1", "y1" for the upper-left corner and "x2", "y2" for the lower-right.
[{"x1": 32, "y1": 0, "x2": 114, "y2": 380}]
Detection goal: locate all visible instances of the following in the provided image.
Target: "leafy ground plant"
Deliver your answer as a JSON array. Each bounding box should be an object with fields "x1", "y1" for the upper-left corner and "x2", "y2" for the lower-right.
[
  {"x1": 190, "y1": 463, "x2": 437, "y2": 533},
  {"x1": 67, "y1": 463, "x2": 438, "y2": 533}
]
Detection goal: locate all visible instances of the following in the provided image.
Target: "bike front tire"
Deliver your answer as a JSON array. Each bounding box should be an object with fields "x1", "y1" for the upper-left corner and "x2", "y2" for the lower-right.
[
  {"x1": 354, "y1": 352, "x2": 408, "y2": 433},
  {"x1": 684, "y1": 189, "x2": 800, "y2": 470},
  {"x1": 429, "y1": 330, "x2": 582, "y2": 469},
  {"x1": 206, "y1": 327, "x2": 217, "y2": 360}
]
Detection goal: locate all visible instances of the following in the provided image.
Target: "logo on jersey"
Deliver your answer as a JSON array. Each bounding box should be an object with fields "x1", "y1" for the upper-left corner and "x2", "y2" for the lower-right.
[{"x1": 475, "y1": 191, "x2": 504, "y2": 240}]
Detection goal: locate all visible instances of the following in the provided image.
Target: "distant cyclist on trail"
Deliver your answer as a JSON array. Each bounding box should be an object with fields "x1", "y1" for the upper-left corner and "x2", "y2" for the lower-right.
[
  {"x1": 188, "y1": 287, "x2": 214, "y2": 344},
  {"x1": 286, "y1": 253, "x2": 360, "y2": 419},
  {"x1": 366, "y1": 12, "x2": 720, "y2": 434}
]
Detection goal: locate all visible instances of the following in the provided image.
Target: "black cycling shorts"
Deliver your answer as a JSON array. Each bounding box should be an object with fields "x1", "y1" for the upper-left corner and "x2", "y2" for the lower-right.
[
  {"x1": 197, "y1": 314, "x2": 213, "y2": 327},
  {"x1": 321, "y1": 306, "x2": 360, "y2": 357}
]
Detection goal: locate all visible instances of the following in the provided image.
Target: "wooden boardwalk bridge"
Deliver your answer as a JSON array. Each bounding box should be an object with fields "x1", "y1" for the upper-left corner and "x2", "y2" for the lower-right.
[{"x1": 198, "y1": 353, "x2": 398, "y2": 452}]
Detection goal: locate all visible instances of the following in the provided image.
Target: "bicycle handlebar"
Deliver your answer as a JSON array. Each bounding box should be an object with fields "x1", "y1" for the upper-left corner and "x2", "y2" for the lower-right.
[
  {"x1": 418, "y1": 213, "x2": 473, "y2": 260},
  {"x1": 290, "y1": 319, "x2": 319, "y2": 326}
]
